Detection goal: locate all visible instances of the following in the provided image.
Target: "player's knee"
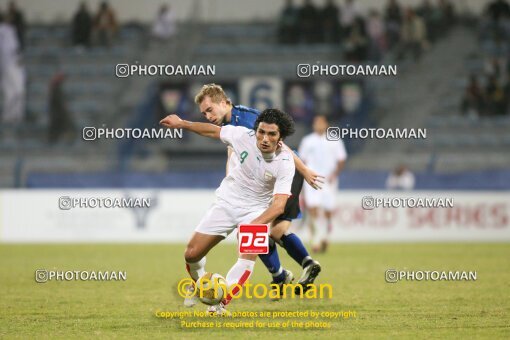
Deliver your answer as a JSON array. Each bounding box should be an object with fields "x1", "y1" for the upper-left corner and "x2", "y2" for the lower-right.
[
  {"x1": 269, "y1": 230, "x2": 283, "y2": 241},
  {"x1": 184, "y1": 246, "x2": 203, "y2": 263},
  {"x1": 271, "y1": 220, "x2": 290, "y2": 240}
]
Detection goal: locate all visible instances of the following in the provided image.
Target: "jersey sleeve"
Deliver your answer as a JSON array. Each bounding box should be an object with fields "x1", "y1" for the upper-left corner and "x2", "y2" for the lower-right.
[
  {"x1": 220, "y1": 125, "x2": 248, "y2": 147},
  {"x1": 273, "y1": 154, "x2": 295, "y2": 196}
]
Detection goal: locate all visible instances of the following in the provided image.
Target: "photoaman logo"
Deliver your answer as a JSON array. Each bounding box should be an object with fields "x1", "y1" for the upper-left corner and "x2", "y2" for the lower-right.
[{"x1": 238, "y1": 224, "x2": 269, "y2": 254}]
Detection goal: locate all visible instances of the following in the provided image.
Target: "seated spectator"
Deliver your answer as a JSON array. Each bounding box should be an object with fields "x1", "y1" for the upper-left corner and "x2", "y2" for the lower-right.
[
  {"x1": 384, "y1": 0, "x2": 402, "y2": 49},
  {"x1": 486, "y1": 0, "x2": 510, "y2": 23},
  {"x1": 152, "y1": 4, "x2": 177, "y2": 41},
  {"x1": 92, "y1": 1, "x2": 117, "y2": 47},
  {"x1": 344, "y1": 16, "x2": 368, "y2": 61},
  {"x1": 0, "y1": 11, "x2": 25, "y2": 126},
  {"x1": 366, "y1": 9, "x2": 386, "y2": 61},
  {"x1": 504, "y1": 67, "x2": 510, "y2": 114},
  {"x1": 398, "y1": 9, "x2": 427, "y2": 61},
  {"x1": 299, "y1": 0, "x2": 320, "y2": 44},
  {"x1": 278, "y1": 0, "x2": 299, "y2": 44},
  {"x1": 485, "y1": 57, "x2": 505, "y2": 81},
  {"x1": 6, "y1": 1, "x2": 24, "y2": 50},
  {"x1": 485, "y1": 75, "x2": 507, "y2": 115},
  {"x1": 386, "y1": 165, "x2": 415, "y2": 190},
  {"x1": 439, "y1": 0, "x2": 455, "y2": 30},
  {"x1": 321, "y1": 0, "x2": 341, "y2": 44},
  {"x1": 429, "y1": 1, "x2": 447, "y2": 37},
  {"x1": 461, "y1": 75, "x2": 485, "y2": 117},
  {"x1": 416, "y1": 0, "x2": 435, "y2": 42},
  {"x1": 340, "y1": 0, "x2": 360, "y2": 38},
  {"x1": 71, "y1": 2, "x2": 92, "y2": 48},
  {"x1": 48, "y1": 72, "x2": 76, "y2": 144}
]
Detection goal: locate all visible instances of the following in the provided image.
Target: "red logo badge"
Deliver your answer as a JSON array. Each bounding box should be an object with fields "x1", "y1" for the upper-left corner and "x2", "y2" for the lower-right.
[{"x1": 238, "y1": 224, "x2": 269, "y2": 254}]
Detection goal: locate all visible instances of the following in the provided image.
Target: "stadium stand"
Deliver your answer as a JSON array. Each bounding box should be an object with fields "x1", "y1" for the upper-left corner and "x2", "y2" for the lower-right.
[
  {"x1": 2, "y1": 1, "x2": 509, "y2": 189},
  {"x1": 0, "y1": 24, "x2": 144, "y2": 187}
]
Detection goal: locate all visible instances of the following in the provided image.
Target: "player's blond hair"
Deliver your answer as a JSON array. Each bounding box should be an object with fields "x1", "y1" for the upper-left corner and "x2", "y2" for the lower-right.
[{"x1": 194, "y1": 83, "x2": 231, "y2": 105}]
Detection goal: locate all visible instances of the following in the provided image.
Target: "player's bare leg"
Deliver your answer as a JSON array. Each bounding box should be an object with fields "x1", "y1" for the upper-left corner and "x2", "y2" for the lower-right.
[
  {"x1": 270, "y1": 219, "x2": 290, "y2": 240},
  {"x1": 184, "y1": 231, "x2": 224, "y2": 268},
  {"x1": 271, "y1": 219, "x2": 321, "y2": 295},
  {"x1": 183, "y1": 232, "x2": 224, "y2": 307}
]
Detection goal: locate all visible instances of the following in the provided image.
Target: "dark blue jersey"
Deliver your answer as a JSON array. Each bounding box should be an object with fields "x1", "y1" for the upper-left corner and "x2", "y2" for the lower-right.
[{"x1": 227, "y1": 105, "x2": 260, "y2": 129}]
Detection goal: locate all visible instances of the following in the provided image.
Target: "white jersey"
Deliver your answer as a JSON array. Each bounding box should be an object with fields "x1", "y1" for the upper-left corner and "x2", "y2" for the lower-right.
[
  {"x1": 386, "y1": 170, "x2": 415, "y2": 190},
  {"x1": 298, "y1": 132, "x2": 347, "y2": 177},
  {"x1": 217, "y1": 125, "x2": 295, "y2": 210},
  {"x1": 0, "y1": 23, "x2": 19, "y2": 69}
]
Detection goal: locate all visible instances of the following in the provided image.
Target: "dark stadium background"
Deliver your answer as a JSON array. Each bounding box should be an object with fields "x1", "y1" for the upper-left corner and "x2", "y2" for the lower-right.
[
  {"x1": 0, "y1": 0, "x2": 509, "y2": 338},
  {"x1": 0, "y1": 0, "x2": 507, "y2": 190}
]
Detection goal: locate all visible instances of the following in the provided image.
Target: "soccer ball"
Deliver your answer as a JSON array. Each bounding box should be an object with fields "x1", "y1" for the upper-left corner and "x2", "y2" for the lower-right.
[{"x1": 196, "y1": 272, "x2": 227, "y2": 306}]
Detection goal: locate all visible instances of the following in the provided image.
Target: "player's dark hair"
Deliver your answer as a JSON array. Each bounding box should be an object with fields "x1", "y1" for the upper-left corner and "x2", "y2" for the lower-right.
[{"x1": 254, "y1": 108, "x2": 295, "y2": 140}]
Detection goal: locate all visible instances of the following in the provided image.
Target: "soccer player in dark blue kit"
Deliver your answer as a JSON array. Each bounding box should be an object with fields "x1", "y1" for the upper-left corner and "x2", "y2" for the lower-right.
[{"x1": 193, "y1": 83, "x2": 323, "y2": 299}]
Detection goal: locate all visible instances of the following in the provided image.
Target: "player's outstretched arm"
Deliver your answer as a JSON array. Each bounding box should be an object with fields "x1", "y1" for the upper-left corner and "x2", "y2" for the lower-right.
[
  {"x1": 280, "y1": 142, "x2": 325, "y2": 190},
  {"x1": 249, "y1": 194, "x2": 289, "y2": 225},
  {"x1": 160, "y1": 114, "x2": 220, "y2": 139}
]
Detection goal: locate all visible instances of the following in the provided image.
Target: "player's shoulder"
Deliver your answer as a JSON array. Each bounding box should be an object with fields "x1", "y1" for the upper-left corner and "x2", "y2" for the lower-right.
[
  {"x1": 230, "y1": 105, "x2": 260, "y2": 128},
  {"x1": 275, "y1": 148, "x2": 294, "y2": 164},
  {"x1": 222, "y1": 125, "x2": 252, "y2": 135},
  {"x1": 274, "y1": 149, "x2": 295, "y2": 175},
  {"x1": 233, "y1": 105, "x2": 261, "y2": 116}
]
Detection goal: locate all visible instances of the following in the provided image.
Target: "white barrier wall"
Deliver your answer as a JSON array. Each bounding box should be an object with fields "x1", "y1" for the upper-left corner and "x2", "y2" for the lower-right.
[{"x1": 1, "y1": 190, "x2": 509, "y2": 243}]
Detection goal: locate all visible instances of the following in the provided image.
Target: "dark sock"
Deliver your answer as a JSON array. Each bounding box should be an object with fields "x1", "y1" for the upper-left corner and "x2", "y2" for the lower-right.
[
  {"x1": 258, "y1": 239, "x2": 286, "y2": 282},
  {"x1": 280, "y1": 233, "x2": 313, "y2": 268}
]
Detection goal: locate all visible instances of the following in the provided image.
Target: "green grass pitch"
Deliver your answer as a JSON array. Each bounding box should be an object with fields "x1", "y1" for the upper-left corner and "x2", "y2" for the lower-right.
[{"x1": 1, "y1": 243, "x2": 509, "y2": 339}]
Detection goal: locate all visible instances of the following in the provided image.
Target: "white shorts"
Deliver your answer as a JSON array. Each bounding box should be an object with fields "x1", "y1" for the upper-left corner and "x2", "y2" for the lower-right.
[
  {"x1": 195, "y1": 201, "x2": 265, "y2": 238},
  {"x1": 303, "y1": 180, "x2": 337, "y2": 211}
]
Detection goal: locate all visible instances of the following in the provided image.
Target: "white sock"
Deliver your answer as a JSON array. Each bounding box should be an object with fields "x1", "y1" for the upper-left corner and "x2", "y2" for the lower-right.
[
  {"x1": 223, "y1": 258, "x2": 255, "y2": 305},
  {"x1": 271, "y1": 266, "x2": 283, "y2": 277},
  {"x1": 186, "y1": 257, "x2": 206, "y2": 281}
]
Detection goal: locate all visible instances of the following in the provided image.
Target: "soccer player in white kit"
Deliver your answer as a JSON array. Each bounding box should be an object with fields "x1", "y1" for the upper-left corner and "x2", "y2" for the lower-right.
[
  {"x1": 299, "y1": 115, "x2": 347, "y2": 253},
  {"x1": 160, "y1": 108, "x2": 296, "y2": 315}
]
